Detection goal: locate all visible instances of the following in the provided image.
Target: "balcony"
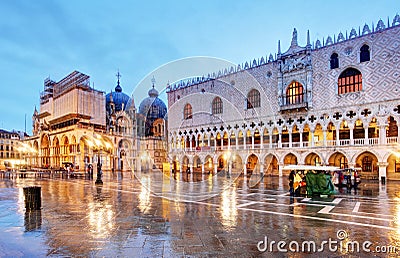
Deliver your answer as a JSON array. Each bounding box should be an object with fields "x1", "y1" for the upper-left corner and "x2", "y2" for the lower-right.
[
  {"x1": 173, "y1": 136, "x2": 397, "y2": 153},
  {"x1": 279, "y1": 94, "x2": 308, "y2": 112}
]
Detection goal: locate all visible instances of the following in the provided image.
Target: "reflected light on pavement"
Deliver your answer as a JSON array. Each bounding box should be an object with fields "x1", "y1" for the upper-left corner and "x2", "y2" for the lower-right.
[
  {"x1": 220, "y1": 186, "x2": 237, "y2": 228},
  {"x1": 88, "y1": 202, "x2": 115, "y2": 239},
  {"x1": 139, "y1": 177, "x2": 151, "y2": 213}
]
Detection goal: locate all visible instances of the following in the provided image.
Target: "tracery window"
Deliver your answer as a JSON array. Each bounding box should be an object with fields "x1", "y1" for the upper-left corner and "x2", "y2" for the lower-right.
[
  {"x1": 330, "y1": 53, "x2": 339, "y2": 69},
  {"x1": 360, "y1": 44, "x2": 370, "y2": 62},
  {"x1": 212, "y1": 97, "x2": 223, "y2": 114},
  {"x1": 362, "y1": 156, "x2": 372, "y2": 172},
  {"x1": 286, "y1": 81, "x2": 304, "y2": 105},
  {"x1": 338, "y1": 68, "x2": 362, "y2": 94},
  {"x1": 183, "y1": 103, "x2": 192, "y2": 119},
  {"x1": 247, "y1": 89, "x2": 260, "y2": 109}
]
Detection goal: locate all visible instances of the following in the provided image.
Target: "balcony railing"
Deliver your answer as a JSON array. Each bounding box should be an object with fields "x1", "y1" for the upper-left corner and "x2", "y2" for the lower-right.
[
  {"x1": 279, "y1": 94, "x2": 308, "y2": 111},
  {"x1": 172, "y1": 136, "x2": 397, "y2": 152}
]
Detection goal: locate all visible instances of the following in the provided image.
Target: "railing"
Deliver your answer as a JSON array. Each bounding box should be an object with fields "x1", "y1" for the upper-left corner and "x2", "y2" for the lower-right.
[
  {"x1": 387, "y1": 136, "x2": 398, "y2": 144},
  {"x1": 282, "y1": 142, "x2": 290, "y2": 148},
  {"x1": 354, "y1": 138, "x2": 365, "y2": 145},
  {"x1": 292, "y1": 142, "x2": 301, "y2": 148},
  {"x1": 369, "y1": 138, "x2": 379, "y2": 145},
  {"x1": 339, "y1": 139, "x2": 350, "y2": 146},
  {"x1": 326, "y1": 140, "x2": 336, "y2": 146},
  {"x1": 173, "y1": 136, "x2": 390, "y2": 152}
]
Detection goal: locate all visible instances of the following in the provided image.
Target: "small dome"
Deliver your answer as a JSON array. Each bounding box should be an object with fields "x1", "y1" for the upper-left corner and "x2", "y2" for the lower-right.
[
  {"x1": 148, "y1": 87, "x2": 159, "y2": 97},
  {"x1": 139, "y1": 84, "x2": 167, "y2": 136},
  {"x1": 138, "y1": 92, "x2": 167, "y2": 120},
  {"x1": 106, "y1": 79, "x2": 131, "y2": 112}
]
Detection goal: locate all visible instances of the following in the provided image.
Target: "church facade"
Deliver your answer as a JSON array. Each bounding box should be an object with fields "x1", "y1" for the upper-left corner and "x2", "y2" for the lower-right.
[
  {"x1": 26, "y1": 71, "x2": 138, "y2": 173},
  {"x1": 167, "y1": 15, "x2": 400, "y2": 181}
]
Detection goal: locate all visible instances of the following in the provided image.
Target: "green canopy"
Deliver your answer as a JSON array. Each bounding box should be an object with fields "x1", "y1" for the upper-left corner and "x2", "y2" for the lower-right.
[{"x1": 305, "y1": 171, "x2": 336, "y2": 196}]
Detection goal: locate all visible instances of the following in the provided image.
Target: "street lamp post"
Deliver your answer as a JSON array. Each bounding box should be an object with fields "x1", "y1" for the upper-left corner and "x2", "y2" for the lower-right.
[
  {"x1": 95, "y1": 150, "x2": 103, "y2": 185},
  {"x1": 86, "y1": 135, "x2": 112, "y2": 185}
]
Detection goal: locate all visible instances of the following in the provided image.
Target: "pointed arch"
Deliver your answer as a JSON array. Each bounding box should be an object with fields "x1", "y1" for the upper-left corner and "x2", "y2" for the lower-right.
[{"x1": 338, "y1": 68, "x2": 362, "y2": 94}]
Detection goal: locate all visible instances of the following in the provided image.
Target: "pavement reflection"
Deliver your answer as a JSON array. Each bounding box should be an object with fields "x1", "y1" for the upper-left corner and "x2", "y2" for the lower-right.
[{"x1": 0, "y1": 170, "x2": 400, "y2": 256}]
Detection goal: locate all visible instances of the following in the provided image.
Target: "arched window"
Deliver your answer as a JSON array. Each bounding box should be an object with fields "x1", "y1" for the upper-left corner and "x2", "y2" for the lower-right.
[
  {"x1": 362, "y1": 156, "x2": 372, "y2": 172},
  {"x1": 338, "y1": 68, "x2": 362, "y2": 94},
  {"x1": 183, "y1": 103, "x2": 192, "y2": 119},
  {"x1": 247, "y1": 89, "x2": 260, "y2": 109},
  {"x1": 286, "y1": 81, "x2": 304, "y2": 105},
  {"x1": 212, "y1": 97, "x2": 223, "y2": 114},
  {"x1": 339, "y1": 156, "x2": 348, "y2": 169},
  {"x1": 330, "y1": 53, "x2": 339, "y2": 69},
  {"x1": 360, "y1": 44, "x2": 370, "y2": 62},
  {"x1": 396, "y1": 158, "x2": 400, "y2": 173}
]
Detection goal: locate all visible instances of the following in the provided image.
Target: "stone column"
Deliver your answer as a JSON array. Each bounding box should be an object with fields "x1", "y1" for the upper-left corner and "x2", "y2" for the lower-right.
[
  {"x1": 201, "y1": 163, "x2": 205, "y2": 174},
  {"x1": 243, "y1": 163, "x2": 247, "y2": 176},
  {"x1": 214, "y1": 163, "x2": 218, "y2": 174},
  {"x1": 299, "y1": 131, "x2": 303, "y2": 148},
  {"x1": 311, "y1": 130, "x2": 315, "y2": 147},
  {"x1": 378, "y1": 162, "x2": 388, "y2": 182},
  {"x1": 398, "y1": 126, "x2": 400, "y2": 143},
  {"x1": 349, "y1": 124, "x2": 354, "y2": 145},
  {"x1": 190, "y1": 162, "x2": 193, "y2": 181},
  {"x1": 269, "y1": 134, "x2": 272, "y2": 149},
  {"x1": 323, "y1": 129, "x2": 327, "y2": 147},
  {"x1": 251, "y1": 135, "x2": 254, "y2": 149},
  {"x1": 260, "y1": 161, "x2": 264, "y2": 176},
  {"x1": 336, "y1": 127, "x2": 340, "y2": 146},
  {"x1": 289, "y1": 131, "x2": 292, "y2": 148},
  {"x1": 260, "y1": 133, "x2": 263, "y2": 149},
  {"x1": 278, "y1": 133, "x2": 282, "y2": 148},
  {"x1": 278, "y1": 163, "x2": 283, "y2": 177},
  {"x1": 364, "y1": 125, "x2": 370, "y2": 145},
  {"x1": 235, "y1": 136, "x2": 238, "y2": 150},
  {"x1": 379, "y1": 125, "x2": 387, "y2": 145}
]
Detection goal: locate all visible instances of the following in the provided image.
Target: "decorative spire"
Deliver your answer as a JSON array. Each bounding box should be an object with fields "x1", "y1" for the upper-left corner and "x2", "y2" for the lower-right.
[
  {"x1": 151, "y1": 76, "x2": 156, "y2": 88},
  {"x1": 115, "y1": 70, "x2": 122, "y2": 92},
  {"x1": 306, "y1": 30, "x2": 311, "y2": 47},
  {"x1": 109, "y1": 90, "x2": 113, "y2": 102},
  {"x1": 291, "y1": 28, "x2": 298, "y2": 47},
  {"x1": 278, "y1": 40, "x2": 281, "y2": 54}
]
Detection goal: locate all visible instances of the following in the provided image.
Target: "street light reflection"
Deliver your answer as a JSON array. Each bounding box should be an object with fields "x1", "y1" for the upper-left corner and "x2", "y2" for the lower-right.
[
  {"x1": 220, "y1": 186, "x2": 237, "y2": 228},
  {"x1": 139, "y1": 177, "x2": 151, "y2": 213},
  {"x1": 87, "y1": 202, "x2": 115, "y2": 239}
]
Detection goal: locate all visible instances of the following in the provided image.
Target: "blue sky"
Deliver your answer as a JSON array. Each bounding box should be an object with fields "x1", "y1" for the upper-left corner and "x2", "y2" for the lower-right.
[{"x1": 0, "y1": 0, "x2": 398, "y2": 133}]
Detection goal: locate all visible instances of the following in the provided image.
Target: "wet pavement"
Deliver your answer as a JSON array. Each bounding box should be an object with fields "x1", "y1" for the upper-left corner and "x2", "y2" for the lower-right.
[{"x1": 1, "y1": 171, "x2": 400, "y2": 257}]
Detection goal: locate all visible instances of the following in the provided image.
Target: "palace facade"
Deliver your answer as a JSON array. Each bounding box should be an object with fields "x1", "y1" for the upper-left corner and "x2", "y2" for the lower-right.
[{"x1": 167, "y1": 15, "x2": 400, "y2": 181}]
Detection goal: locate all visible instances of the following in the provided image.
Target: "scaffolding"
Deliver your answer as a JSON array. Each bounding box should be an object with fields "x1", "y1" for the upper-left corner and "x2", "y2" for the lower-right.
[
  {"x1": 53, "y1": 71, "x2": 90, "y2": 98},
  {"x1": 40, "y1": 77, "x2": 55, "y2": 104}
]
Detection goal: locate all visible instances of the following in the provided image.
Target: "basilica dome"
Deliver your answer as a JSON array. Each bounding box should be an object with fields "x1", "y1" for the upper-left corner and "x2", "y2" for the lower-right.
[
  {"x1": 138, "y1": 86, "x2": 167, "y2": 120},
  {"x1": 106, "y1": 80, "x2": 131, "y2": 113}
]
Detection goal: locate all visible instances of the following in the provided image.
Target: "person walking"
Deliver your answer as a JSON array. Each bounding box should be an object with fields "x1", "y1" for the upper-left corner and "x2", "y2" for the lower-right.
[{"x1": 289, "y1": 170, "x2": 296, "y2": 196}]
